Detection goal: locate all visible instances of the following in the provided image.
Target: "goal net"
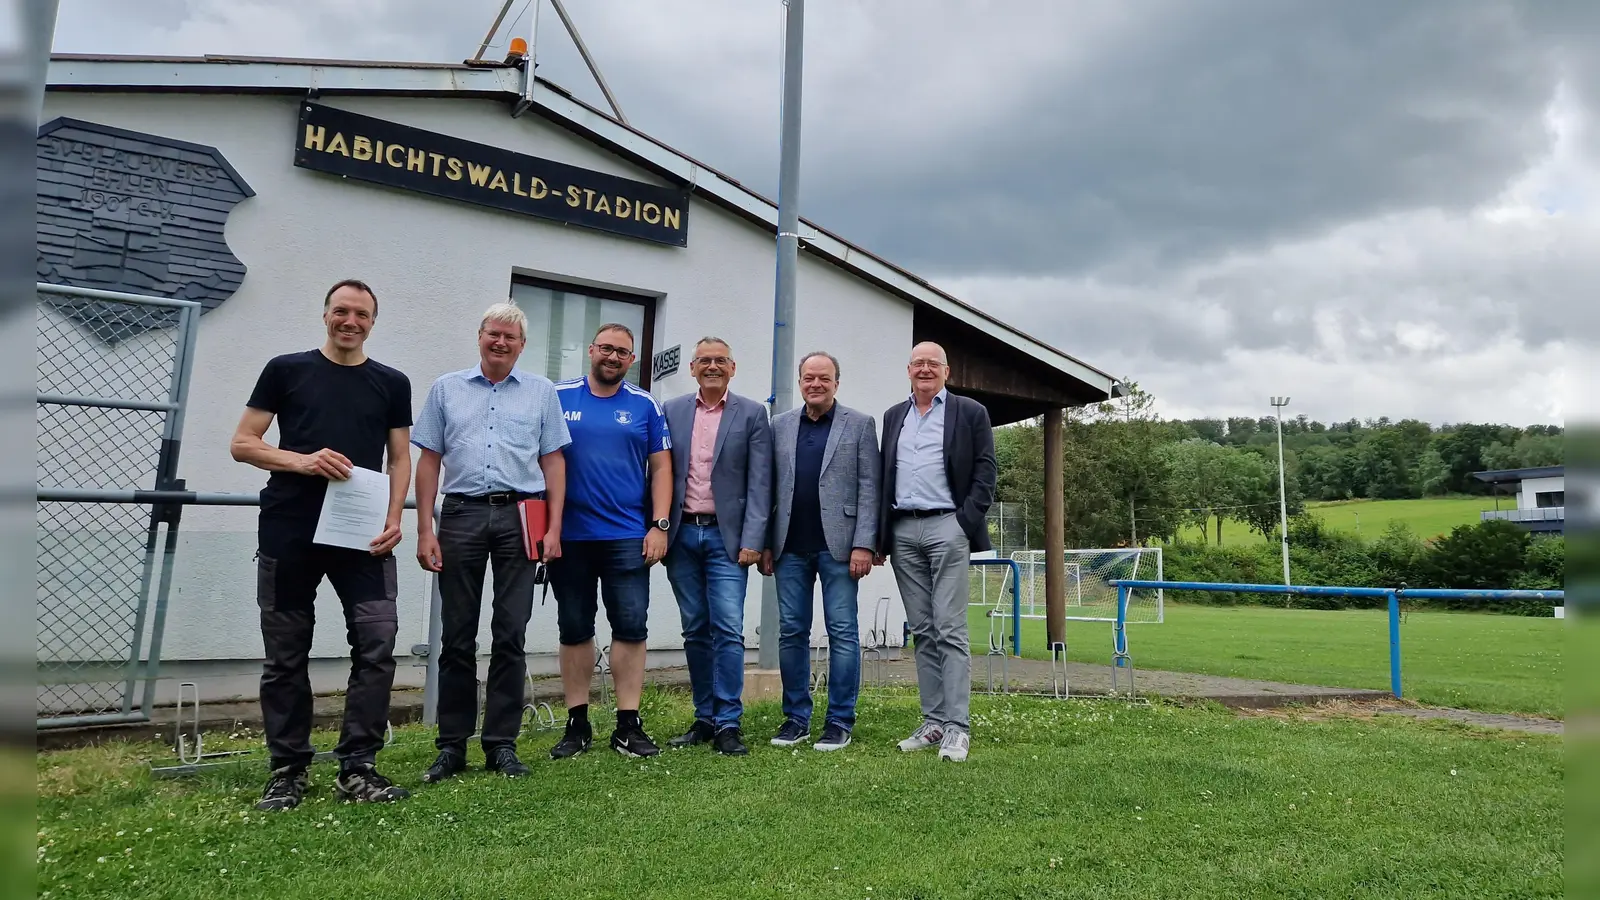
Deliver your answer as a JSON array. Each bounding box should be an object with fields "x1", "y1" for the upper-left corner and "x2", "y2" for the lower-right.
[{"x1": 1010, "y1": 548, "x2": 1164, "y2": 624}]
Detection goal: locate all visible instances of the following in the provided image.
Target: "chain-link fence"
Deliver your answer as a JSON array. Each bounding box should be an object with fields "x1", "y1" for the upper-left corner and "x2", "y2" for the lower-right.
[{"x1": 36, "y1": 282, "x2": 199, "y2": 728}]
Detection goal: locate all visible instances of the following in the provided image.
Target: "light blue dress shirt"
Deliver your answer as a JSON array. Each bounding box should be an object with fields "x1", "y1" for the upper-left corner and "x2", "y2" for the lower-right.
[
  {"x1": 894, "y1": 387, "x2": 955, "y2": 510},
  {"x1": 411, "y1": 364, "x2": 572, "y2": 496}
]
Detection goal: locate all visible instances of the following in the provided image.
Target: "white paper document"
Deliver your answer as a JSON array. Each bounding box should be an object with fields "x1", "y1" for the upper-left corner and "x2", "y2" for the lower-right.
[{"x1": 312, "y1": 466, "x2": 390, "y2": 551}]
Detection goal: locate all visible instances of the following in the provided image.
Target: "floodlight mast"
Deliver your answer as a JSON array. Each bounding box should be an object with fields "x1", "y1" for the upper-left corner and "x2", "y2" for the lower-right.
[{"x1": 1270, "y1": 396, "x2": 1292, "y2": 586}]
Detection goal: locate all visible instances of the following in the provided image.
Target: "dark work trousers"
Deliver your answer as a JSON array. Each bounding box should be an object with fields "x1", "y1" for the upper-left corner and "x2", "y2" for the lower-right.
[
  {"x1": 256, "y1": 526, "x2": 399, "y2": 772},
  {"x1": 434, "y1": 494, "x2": 540, "y2": 755}
]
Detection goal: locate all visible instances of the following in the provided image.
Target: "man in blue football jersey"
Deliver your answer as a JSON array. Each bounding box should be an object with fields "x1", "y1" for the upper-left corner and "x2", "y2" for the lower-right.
[{"x1": 548, "y1": 323, "x2": 673, "y2": 759}]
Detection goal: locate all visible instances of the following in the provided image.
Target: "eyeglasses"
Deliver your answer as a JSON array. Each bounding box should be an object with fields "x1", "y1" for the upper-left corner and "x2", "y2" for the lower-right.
[
  {"x1": 909, "y1": 358, "x2": 946, "y2": 369},
  {"x1": 693, "y1": 356, "x2": 732, "y2": 367},
  {"x1": 593, "y1": 343, "x2": 633, "y2": 359}
]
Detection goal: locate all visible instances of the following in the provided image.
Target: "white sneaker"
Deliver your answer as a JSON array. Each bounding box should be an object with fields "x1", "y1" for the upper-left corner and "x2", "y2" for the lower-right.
[
  {"x1": 898, "y1": 721, "x2": 944, "y2": 753},
  {"x1": 938, "y1": 728, "x2": 970, "y2": 762}
]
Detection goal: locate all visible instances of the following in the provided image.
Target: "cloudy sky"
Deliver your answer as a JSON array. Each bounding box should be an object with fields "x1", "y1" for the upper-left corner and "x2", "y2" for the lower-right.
[{"x1": 50, "y1": 0, "x2": 1596, "y2": 427}]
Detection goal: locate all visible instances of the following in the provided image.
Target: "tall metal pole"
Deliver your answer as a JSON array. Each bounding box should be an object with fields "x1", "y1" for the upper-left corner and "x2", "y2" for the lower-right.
[
  {"x1": 1271, "y1": 396, "x2": 1291, "y2": 586},
  {"x1": 758, "y1": 0, "x2": 804, "y2": 671}
]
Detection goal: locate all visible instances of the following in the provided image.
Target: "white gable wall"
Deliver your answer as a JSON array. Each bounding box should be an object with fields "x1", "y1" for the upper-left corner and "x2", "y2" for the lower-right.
[{"x1": 40, "y1": 90, "x2": 916, "y2": 669}]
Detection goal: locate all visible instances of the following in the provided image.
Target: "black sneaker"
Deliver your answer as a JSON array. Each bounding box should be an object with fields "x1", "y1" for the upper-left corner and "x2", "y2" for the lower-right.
[
  {"x1": 814, "y1": 722, "x2": 852, "y2": 752},
  {"x1": 770, "y1": 719, "x2": 810, "y2": 747},
  {"x1": 550, "y1": 721, "x2": 593, "y2": 760},
  {"x1": 255, "y1": 766, "x2": 308, "y2": 811},
  {"x1": 421, "y1": 750, "x2": 467, "y2": 784},
  {"x1": 668, "y1": 720, "x2": 716, "y2": 749},
  {"x1": 486, "y1": 746, "x2": 531, "y2": 777},
  {"x1": 610, "y1": 722, "x2": 661, "y2": 758},
  {"x1": 713, "y1": 727, "x2": 749, "y2": 756},
  {"x1": 333, "y1": 764, "x2": 410, "y2": 803}
]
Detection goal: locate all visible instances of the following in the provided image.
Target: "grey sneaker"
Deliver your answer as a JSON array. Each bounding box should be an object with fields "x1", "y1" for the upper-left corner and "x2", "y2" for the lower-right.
[
  {"x1": 897, "y1": 721, "x2": 944, "y2": 753},
  {"x1": 255, "y1": 766, "x2": 308, "y2": 811},
  {"x1": 334, "y1": 764, "x2": 410, "y2": 803},
  {"x1": 939, "y1": 728, "x2": 970, "y2": 762}
]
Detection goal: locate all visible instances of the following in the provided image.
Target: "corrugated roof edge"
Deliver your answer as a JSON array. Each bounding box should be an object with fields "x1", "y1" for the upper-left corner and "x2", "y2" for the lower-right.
[{"x1": 45, "y1": 53, "x2": 1120, "y2": 396}]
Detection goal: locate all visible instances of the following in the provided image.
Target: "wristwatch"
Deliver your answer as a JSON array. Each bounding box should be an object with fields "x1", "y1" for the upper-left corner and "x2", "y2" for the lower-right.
[{"x1": 653, "y1": 518, "x2": 671, "y2": 532}]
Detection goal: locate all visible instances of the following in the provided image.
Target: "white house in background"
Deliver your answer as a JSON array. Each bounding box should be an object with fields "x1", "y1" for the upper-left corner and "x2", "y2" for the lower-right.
[
  {"x1": 37, "y1": 53, "x2": 1120, "y2": 707},
  {"x1": 1473, "y1": 465, "x2": 1564, "y2": 533}
]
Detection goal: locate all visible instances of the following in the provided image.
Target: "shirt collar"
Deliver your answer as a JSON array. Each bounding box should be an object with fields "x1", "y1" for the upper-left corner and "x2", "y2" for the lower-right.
[
  {"x1": 695, "y1": 389, "x2": 729, "y2": 411},
  {"x1": 472, "y1": 363, "x2": 522, "y2": 385},
  {"x1": 909, "y1": 387, "x2": 948, "y2": 407},
  {"x1": 802, "y1": 401, "x2": 836, "y2": 423}
]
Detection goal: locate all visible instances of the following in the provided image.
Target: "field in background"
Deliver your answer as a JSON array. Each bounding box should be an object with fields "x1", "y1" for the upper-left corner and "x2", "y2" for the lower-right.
[
  {"x1": 36, "y1": 690, "x2": 1561, "y2": 900},
  {"x1": 1170, "y1": 495, "x2": 1499, "y2": 546},
  {"x1": 980, "y1": 603, "x2": 1561, "y2": 718}
]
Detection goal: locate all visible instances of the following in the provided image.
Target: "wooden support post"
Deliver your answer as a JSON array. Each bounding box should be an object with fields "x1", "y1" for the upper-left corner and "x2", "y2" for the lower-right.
[{"x1": 1044, "y1": 408, "x2": 1066, "y2": 647}]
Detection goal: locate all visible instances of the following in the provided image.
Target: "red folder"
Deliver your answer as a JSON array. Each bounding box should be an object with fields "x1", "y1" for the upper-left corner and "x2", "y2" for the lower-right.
[{"x1": 518, "y1": 498, "x2": 548, "y2": 561}]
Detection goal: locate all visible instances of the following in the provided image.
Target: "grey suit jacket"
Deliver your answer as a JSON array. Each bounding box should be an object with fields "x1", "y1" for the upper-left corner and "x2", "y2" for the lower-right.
[
  {"x1": 769, "y1": 402, "x2": 881, "y2": 563},
  {"x1": 664, "y1": 390, "x2": 774, "y2": 563}
]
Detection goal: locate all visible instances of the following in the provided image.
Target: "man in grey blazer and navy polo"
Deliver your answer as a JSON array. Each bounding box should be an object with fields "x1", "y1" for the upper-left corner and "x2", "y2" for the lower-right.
[
  {"x1": 878, "y1": 341, "x2": 996, "y2": 763},
  {"x1": 761, "y1": 350, "x2": 880, "y2": 752},
  {"x1": 661, "y1": 337, "x2": 773, "y2": 756}
]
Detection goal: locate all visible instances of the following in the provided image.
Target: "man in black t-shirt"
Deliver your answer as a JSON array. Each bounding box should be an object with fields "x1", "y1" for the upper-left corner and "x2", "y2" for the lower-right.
[{"x1": 231, "y1": 278, "x2": 414, "y2": 811}]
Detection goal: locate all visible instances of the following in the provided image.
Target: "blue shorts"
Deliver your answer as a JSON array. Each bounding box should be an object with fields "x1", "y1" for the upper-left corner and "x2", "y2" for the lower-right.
[{"x1": 548, "y1": 538, "x2": 651, "y2": 644}]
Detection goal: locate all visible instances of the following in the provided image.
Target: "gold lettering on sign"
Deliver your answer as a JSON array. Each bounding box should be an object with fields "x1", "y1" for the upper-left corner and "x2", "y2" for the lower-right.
[{"x1": 299, "y1": 114, "x2": 687, "y2": 237}]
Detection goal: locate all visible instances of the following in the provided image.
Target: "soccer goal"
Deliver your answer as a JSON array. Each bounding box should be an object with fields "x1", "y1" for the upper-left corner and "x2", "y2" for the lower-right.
[{"x1": 1010, "y1": 547, "x2": 1164, "y2": 624}]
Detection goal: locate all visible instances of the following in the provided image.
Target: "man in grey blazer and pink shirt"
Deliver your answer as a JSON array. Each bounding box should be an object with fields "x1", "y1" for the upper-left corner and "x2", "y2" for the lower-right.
[
  {"x1": 760, "y1": 350, "x2": 881, "y2": 751},
  {"x1": 661, "y1": 337, "x2": 773, "y2": 757}
]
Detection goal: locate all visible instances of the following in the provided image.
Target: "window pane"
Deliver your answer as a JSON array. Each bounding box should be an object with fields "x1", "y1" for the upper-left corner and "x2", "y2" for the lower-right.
[{"x1": 511, "y1": 282, "x2": 648, "y2": 386}]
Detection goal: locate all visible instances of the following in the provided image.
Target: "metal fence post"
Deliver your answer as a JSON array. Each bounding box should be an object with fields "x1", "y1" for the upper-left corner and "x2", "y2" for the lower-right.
[{"x1": 1387, "y1": 590, "x2": 1402, "y2": 700}]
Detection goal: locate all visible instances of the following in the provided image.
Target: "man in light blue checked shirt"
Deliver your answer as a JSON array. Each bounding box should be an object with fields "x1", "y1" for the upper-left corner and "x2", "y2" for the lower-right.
[{"x1": 410, "y1": 301, "x2": 570, "y2": 784}]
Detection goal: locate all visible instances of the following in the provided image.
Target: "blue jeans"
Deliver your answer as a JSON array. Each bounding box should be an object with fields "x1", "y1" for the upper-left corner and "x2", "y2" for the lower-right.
[
  {"x1": 664, "y1": 523, "x2": 749, "y2": 730},
  {"x1": 775, "y1": 550, "x2": 860, "y2": 731}
]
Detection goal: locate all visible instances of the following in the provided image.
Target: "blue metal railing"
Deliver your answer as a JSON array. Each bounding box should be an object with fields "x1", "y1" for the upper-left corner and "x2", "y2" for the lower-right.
[
  {"x1": 969, "y1": 558, "x2": 1024, "y2": 656},
  {"x1": 1106, "y1": 579, "x2": 1564, "y2": 700}
]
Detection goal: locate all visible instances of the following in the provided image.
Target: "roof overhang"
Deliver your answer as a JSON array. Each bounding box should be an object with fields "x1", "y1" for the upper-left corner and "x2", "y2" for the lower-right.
[
  {"x1": 44, "y1": 54, "x2": 1123, "y2": 405},
  {"x1": 1471, "y1": 466, "x2": 1565, "y2": 485}
]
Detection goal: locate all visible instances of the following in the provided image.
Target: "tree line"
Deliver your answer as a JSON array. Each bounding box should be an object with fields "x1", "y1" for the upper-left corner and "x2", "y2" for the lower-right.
[{"x1": 992, "y1": 383, "x2": 1564, "y2": 552}]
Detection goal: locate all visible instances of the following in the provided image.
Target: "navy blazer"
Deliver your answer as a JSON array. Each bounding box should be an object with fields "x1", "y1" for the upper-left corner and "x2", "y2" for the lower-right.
[{"x1": 877, "y1": 390, "x2": 997, "y2": 554}]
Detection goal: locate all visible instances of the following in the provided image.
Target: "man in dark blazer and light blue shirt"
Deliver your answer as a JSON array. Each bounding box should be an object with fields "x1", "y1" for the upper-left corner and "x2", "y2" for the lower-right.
[
  {"x1": 760, "y1": 351, "x2": 880, "y2": 751},
  {"x1": 662, "y1": 337, "x2": 773, "y2": 756},
  {"x1": 877, "y1": 341, "x2": 997, "y2": 763}
]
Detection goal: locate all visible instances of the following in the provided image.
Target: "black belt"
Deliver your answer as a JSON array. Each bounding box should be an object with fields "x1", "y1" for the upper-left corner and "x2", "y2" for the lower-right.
[
  {"x1": 446, "y1": 490, "x2": 542, "y2": 506},
  {"x1": 684, "y1": 512, "x2": 718, "y2": 526},
  {"x1": 894, "y1": 507, "x2": 955, "y2": 519}
]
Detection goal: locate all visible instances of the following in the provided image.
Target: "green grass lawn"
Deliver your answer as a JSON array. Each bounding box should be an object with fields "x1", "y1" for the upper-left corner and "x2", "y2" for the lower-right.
[
  {"x1": 1172, "y1": 496, "x2": 1499, "y2": 546},
  {"x1": 35, "y1": 689, "x2": 1562, "y2": 900},
  {"x1": 975, "y1": 603, "x2": 1562, "y2": 718}
]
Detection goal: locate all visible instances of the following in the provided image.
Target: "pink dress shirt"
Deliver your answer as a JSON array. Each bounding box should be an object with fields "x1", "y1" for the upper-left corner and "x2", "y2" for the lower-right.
[{"x1": 682, "y1": 391, "x2": 726, "y2": 514}]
